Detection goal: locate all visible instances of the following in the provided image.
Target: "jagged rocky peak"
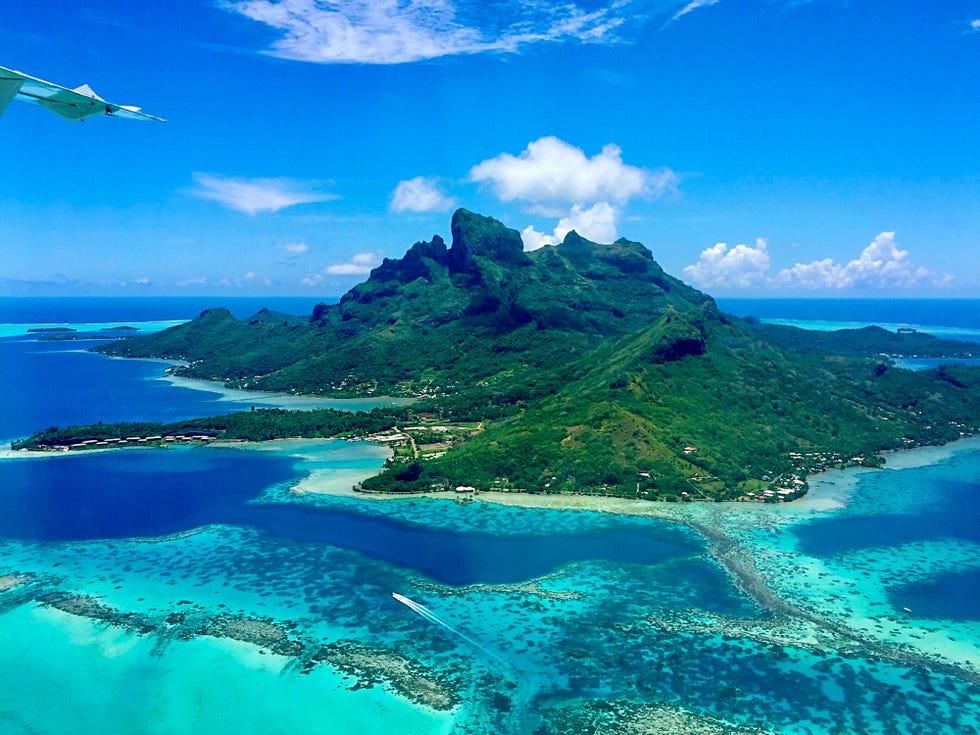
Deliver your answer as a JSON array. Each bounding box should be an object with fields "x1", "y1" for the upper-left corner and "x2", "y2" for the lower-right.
[
  {"x1": 556, "y1": 230, "x2": 654, "y2": 272},
  {"x1": 448, "y1": 209, "x2": 531, "y2": 273},
  {"x1": 370, "y1": 234, "x2": 450, "y2": 285}
]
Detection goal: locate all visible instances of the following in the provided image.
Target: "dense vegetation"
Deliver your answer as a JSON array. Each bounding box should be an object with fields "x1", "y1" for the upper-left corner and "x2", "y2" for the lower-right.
[
  {"x1": 96, "y1": 210, "x2": 709, "y2": 398},
  {"x1": 11, "y1": 407, "x2": 408, "y2": 450},
  {"x1": 24, "y1": 209, "x2": 975, "y2": 501},
  {"x1": 749, "y1": 320, "x2": 978, "y2": 359},
  {"x1": 367, "y1": 306, "x2": 980, "y2": 499}
]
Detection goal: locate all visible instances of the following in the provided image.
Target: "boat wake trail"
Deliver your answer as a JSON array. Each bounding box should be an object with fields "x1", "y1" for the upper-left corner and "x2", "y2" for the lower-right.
[
  {"x1": 392, "y1": 592, "x2": 544, "y2": 734},
  {"x1": 392, "y1": 592, "x2": 507, "y2": 665}
]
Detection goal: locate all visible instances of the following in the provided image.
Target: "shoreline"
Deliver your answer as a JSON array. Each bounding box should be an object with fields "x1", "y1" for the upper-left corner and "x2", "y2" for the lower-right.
[
  {"x1": 8, "y1": 427, "x2": 978, "y2": 520},
  {"x1": 292, "y1": 433, "x2": 980, "y2": 519},
  {"x1": 157, "y1": 372, "x2": 416, "y2": 412}
]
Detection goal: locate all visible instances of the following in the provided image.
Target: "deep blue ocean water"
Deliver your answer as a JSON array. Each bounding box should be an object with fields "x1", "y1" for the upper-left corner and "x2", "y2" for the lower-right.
[
  {"x1": 792, "y1": 476, "x2": 979, "y2": 556},
  {"x1": 0, "y1": 448, "x2": 701, "y2": 586},
  {"x1": 792, "y1": 450, "x2": 980, "y2": 623},
  {"x1": 0, "y1": 338, "x2": 251, "y2": 441},
  {"x1": 0, "y1": 297, "x2": 330, "y2": 441}
]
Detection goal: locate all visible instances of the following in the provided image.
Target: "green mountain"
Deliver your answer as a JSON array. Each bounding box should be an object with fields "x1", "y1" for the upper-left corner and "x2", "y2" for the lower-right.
[
  {"x1": 99, "y1": 209, "x2": 712, "y2": 412},
  {"x1": 97, "y1": 210, "x2": 980, "y2": 500},
  {"x1": 411, "y1": 304, "x2": 980, "y2": 499}
]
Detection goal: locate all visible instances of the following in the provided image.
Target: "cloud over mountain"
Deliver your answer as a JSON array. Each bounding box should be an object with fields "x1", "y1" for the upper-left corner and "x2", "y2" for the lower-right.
[
  {"x1": 520, "y1": 203, "x2": 618, "y2": 250},
  {"x1": 470, "y1": 136, "x2": 674, "y2": 206},
  {"x1": 390, "y1": 176, "x2": 456, "y2": 213},
  {"x1": 469, "y1": 136, "x2": 677, "y2": 250}
]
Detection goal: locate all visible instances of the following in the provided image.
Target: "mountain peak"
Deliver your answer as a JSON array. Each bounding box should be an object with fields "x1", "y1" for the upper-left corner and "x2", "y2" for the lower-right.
[{"x1": 449, "y1": 209, "x2": 530, "y2": 273}]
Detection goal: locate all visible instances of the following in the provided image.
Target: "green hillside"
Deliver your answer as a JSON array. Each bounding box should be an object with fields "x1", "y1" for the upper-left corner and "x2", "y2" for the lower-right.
[
  {"x1": 98, "y1": 209, "x2": 712, "y2": 406},
  {"x1": 89, "y1": 210, "x2": 980, "y2": 500},
  {"x1": 403, "y1": 304, "x2": 980, "y2": 499}
]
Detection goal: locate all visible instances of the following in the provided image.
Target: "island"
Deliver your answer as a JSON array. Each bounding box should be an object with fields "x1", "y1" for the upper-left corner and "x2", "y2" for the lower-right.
[{"x1": 15, "y1": 210, "x2": 980, "y2": 502}]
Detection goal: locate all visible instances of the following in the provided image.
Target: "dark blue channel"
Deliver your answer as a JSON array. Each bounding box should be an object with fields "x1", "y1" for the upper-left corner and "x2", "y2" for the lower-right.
[{"x1": 0, "y1": 449, "x2": 702, "y2": 587}]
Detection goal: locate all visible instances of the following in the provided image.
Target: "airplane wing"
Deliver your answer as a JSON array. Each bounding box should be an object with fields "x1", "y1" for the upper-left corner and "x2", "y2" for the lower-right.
[{"x1": 0, "y1": 65, "x2": 164, "y2": 122}]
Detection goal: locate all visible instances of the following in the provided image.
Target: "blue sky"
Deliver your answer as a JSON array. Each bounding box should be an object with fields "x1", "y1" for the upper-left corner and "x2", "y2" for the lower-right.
[{"x1": 1, "y1": 0, "x2": 977, "y2": 298}]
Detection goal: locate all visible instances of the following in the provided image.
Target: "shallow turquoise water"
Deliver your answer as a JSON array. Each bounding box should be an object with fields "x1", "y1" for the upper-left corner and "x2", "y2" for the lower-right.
[{"x1": 3, "y1": 447, "x2": 978, "y2": 734}]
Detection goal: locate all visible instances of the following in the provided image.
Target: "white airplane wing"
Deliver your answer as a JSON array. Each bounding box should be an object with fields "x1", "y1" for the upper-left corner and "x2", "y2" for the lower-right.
[{"x1": 0, "y1": 65, "x2": 164, "y2": 122}]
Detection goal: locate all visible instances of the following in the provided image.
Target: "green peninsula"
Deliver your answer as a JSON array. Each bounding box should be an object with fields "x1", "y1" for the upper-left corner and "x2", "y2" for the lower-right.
[{"x1": 24, "y1": 210, "x2": 980, "y2": 501}]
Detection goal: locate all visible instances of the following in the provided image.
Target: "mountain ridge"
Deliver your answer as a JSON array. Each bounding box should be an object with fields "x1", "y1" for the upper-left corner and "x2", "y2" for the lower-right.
[
  {"x1": 95, "y1": 209, "x2": 980, "y2": 500},
  {"x1": 100, "y1": 209, "x2": 713, "y2": 398}
]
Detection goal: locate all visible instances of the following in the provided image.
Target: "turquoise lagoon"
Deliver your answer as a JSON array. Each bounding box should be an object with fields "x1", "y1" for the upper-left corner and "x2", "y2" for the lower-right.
[{"x1": 1, "y1": 303, "x2": 978, "y2": 734}]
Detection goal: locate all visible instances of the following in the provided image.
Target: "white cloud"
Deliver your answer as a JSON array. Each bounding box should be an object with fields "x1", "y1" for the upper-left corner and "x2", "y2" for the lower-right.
[
  {"x1": 301, "y1": 274, "x2": 323, "y2": 287},
  {"x1": 390, "y1": 176, "x2": 456, "y2": 213},
  {"x1": 664, "y1": 0, "x2": 719, "y2": 28},
  {"x1": 280, "y1": 242, "x2": 310, "y2": 254},
  {"x1": 131, "y1": 277, "x2": 152, "y2": 286},
  {"x1": 683, "y1": 238, "x2": 771, "y2": 289},
  {"x1": 223, "y1": 0, "x2": 631, "y2": 65},
  {"x1": 472, "y1": 136, "x2": 676, "y2": 250},
  {"x1": 325, "y1": 251, "x2": 382, "y2": 275},
  {"x1": 682, "y1": 231, "x2": 950, "y2": 292},
  {"x1": 470, "y1": 136, "x2": 676, "y2": 206},
  {"x1": 189, "y1": 173, "x2": 335, "y2": 215},
  {"x1": 176, "y1": 277, "x2": 208, "y2": 287},
  {"x1": 521, "y1": 202, "x2": 618, "y2": 250},
  {"x1": 776, "y1": 232, "x2": 935, "y2": 290},
  {"x1": 970, "y1": 19, "x2": 980, "y2": 33}
]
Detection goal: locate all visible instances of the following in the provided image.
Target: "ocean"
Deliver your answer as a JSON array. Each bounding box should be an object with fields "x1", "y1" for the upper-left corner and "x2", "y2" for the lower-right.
[
  {"x1": 0, "y1": 298, "x2": 977, "y2": 734},
  {"x1": 718, "y1": 297, "x2": 980, "y2": 344}
]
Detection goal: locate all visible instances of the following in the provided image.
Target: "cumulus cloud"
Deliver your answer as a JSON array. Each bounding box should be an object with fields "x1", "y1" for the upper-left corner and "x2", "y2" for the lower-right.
[
  {"x1": 325, "y1": 252, "x2": 382, "y2": 275},
  {"x1": 970, "y1": 19, "x2": 980, "y2": 33},
  {"x1": 280, "y1": 242, "x2": 310, "y2": 254},
  {"x1": 471, "y1": 137, "x2": 676, "y2": 249},
  {"x1": 222, "y1": 0, "x2": 631, "y2": 65},
  {"x1": 682, "y1": 231, "x2": 949, "y2": 292},
  {"x1": 390, "y1": 176, "x2": 456, "y2": 213},
  {"x1": 189, "y1": 173, "x2": 335, "y2": 215},
  {"x1": 776, "y1": 232, "x2": 935, "y2": 290},
  {"x1": 683, "y1": 238, "x2": 771, "y2": 289},
  {"x1": 521, "y1": 202, "x2": 618, "y2": 250},
  {"x1": 470, "y1": 136, "x2": 676, "y2": 206},
  {"x1": 664, "y1": 0, "x2": 719, "y2": 28}
]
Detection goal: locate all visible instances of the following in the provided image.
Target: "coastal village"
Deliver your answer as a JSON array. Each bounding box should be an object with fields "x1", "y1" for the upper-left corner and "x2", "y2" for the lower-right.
[
  {"x1": 40, "y1": 433, "x2": 218, "y2": 451},
  {"x1": 14, "y1": 412, "x2": 974, "y2": 504}
]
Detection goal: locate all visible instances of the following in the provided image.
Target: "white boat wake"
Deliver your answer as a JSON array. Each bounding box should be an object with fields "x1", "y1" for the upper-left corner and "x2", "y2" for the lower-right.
[
  {"x1": 392, "y1": 592, "x2": 547, "y2": 734},
  {"x1": 392, "y1": 592, "x2": 507, "y2": 664}
]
